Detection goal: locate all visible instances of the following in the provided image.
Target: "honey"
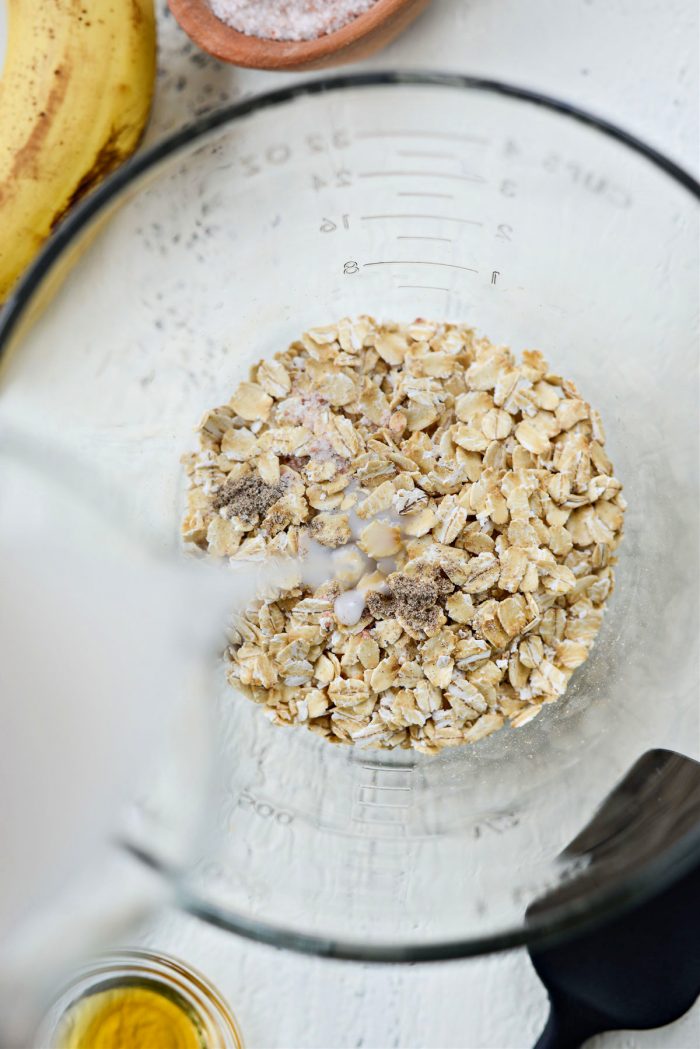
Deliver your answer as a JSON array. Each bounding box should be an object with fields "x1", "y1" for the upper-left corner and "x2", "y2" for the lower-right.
[
  {"x1": 39, "y1": 951, "x2": 242, "y2": 1049},
  {"x1": 55, "y1": 982, "x2": 206, "y2": 1049}
]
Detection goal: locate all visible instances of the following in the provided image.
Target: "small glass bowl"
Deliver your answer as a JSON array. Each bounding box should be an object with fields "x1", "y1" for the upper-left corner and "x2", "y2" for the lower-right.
[{"x1": 36, "y1": 949, "x2": 243, "y2": 1049}]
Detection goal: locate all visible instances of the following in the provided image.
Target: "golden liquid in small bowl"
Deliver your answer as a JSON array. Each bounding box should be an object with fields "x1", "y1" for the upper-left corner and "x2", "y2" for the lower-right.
[
  {"x1": 39, "y1": 950, "x2": 243, "y2": 1049},
  {"x1": 55, "y1": 980, "x2": 206, "y2": 1049}
]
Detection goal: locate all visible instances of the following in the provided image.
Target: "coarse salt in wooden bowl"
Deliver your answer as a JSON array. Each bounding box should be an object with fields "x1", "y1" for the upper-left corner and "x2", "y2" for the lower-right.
[{"x1": 168, "y1": 0, "x2": 433, "y2": 71}]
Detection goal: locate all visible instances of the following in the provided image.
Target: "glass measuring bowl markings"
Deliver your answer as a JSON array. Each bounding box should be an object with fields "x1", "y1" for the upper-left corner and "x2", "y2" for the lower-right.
[{"x1": 0, "y1": 74, "x2": 697, "y2": 963}]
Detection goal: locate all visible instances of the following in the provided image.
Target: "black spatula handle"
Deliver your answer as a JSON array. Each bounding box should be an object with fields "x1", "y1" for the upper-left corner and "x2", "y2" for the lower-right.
[
  {"x1": 530, "y1": 752, "x2": 700, "y2": 1049},
  {"x1": 535, "y1": 993, "x2": 609, "y2": 1049}
]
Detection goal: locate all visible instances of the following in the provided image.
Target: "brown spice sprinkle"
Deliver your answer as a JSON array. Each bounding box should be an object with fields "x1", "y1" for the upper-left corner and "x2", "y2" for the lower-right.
[
  {"x1": 182, "y1": 317, "x2": 626, "y2": 753},
  {"x1": 367, "y1": 574, "x2": 441, "y2": 633},
  {"x1": 213, "y1": 473, "x2": 285, "y2": 522}
]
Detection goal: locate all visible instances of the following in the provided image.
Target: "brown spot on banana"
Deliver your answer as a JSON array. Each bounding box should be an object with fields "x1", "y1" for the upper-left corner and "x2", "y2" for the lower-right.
[
  {"x1": 3, "y1": 71, "x2": 70, "y2": 186},
  {"x1": 50, "y1": 131, "x2": 134, "y2": 229}
]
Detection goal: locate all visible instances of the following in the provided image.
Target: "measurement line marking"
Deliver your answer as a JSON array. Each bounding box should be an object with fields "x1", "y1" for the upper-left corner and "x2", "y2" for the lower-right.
[
  {"x1": 351, "y1": 815, "x2": 408, "y2": 825},
  {"x1": 397, "y1": 235, "x2": 453, "y2": 243},
  {"x1": 357, "y1": 131, "x2": 488, "y2": 144},
  {"x1": 364, "y1": 260, "x2": 478, "y2": 273},
  {"x1": 357, "y1": 784, "x2": 413, "y2": 792},
  {"x1": 360, "y1": 170, "x2": 485, "y2": 183},
  {"x1": 397, "y1": 149, "x2": 457, "y2": 159},
  {"x1": 360, "y1": 214, "x2": 483, "y2": 226},
  {"x1": 355, "y1": 800, "x2": 412, "y2": 810},
  {"x1": 398, "y1": 284, "x2": 450, "y2": 292},
  {"x1": 397, "y1": 192, "x2": 454, "y2": 199},
  {"x1": 359, "y1": 764, "x2": 414, "y2": 772}
]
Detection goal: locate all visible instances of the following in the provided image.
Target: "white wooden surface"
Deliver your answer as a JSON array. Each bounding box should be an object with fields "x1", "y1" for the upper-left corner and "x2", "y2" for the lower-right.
[
  {"x1": 0, "y1": 0, "x2": 696, "y2": 1045},
  {"x1": 139, "y1": 3, "x2": 699, "y2": 1047}
]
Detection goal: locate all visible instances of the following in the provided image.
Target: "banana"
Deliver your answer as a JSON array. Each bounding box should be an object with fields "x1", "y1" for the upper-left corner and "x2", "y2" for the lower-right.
[{"x1": 0, "y1": 0, "x2": 156, "y2": 303}]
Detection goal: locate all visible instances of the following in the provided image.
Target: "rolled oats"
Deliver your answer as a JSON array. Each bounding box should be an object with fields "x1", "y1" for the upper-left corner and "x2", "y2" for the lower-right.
[{"x1": 182, "y1": 318, "x2": 625, "y2": 753}]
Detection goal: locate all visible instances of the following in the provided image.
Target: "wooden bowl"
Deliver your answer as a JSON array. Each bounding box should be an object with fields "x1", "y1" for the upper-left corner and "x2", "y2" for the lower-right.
[{"x1": 167, "y1": 0, "x2": 433, "y2": 71}]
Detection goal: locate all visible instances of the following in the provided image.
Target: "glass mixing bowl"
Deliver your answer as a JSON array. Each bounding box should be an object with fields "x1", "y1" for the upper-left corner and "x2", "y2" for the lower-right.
[{"x1": 1, "y1": 73, "x2": 698, "y2": 962}]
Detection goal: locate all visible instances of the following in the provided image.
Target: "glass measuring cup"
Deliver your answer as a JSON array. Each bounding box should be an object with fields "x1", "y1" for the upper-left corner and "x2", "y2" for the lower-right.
[{"x1": 0, "y1": 73, "x2": 698, "y2": 962}]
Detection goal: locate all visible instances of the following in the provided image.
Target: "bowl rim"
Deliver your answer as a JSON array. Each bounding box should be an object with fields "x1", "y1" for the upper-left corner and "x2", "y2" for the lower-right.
[
  {"x1": 167, "y1": 0, "x2": 429, "y2": 69},
  {"x1": 1, "y1": 71, "x2": 699, "y2": 964}
]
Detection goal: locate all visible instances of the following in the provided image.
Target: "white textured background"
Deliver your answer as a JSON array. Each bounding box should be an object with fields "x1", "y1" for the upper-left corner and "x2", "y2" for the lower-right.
[
  {"x1": 1, "y1": 0, "x2": 697, "y2": 1046},
  {"x1": 140, "y1": 3, "x2": 699, "y2": 1048}
]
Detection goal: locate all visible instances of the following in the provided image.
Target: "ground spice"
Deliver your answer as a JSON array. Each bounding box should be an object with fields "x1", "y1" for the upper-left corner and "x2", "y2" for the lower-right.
[
  {"x1": 208, "y1": 0, "x2": 379, "y2": 41},
  {"x1": 213, "y1": 472, "x2": 284, "y2": 523},
  {"x1": 367, "y1": 573, "x2": 441, "y2": 633}
]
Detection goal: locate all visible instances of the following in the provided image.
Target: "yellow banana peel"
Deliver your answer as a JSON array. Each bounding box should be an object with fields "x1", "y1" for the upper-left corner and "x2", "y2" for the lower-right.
[{"x1": 0, "y1": 0, "x2": 156, "y2": 304}]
